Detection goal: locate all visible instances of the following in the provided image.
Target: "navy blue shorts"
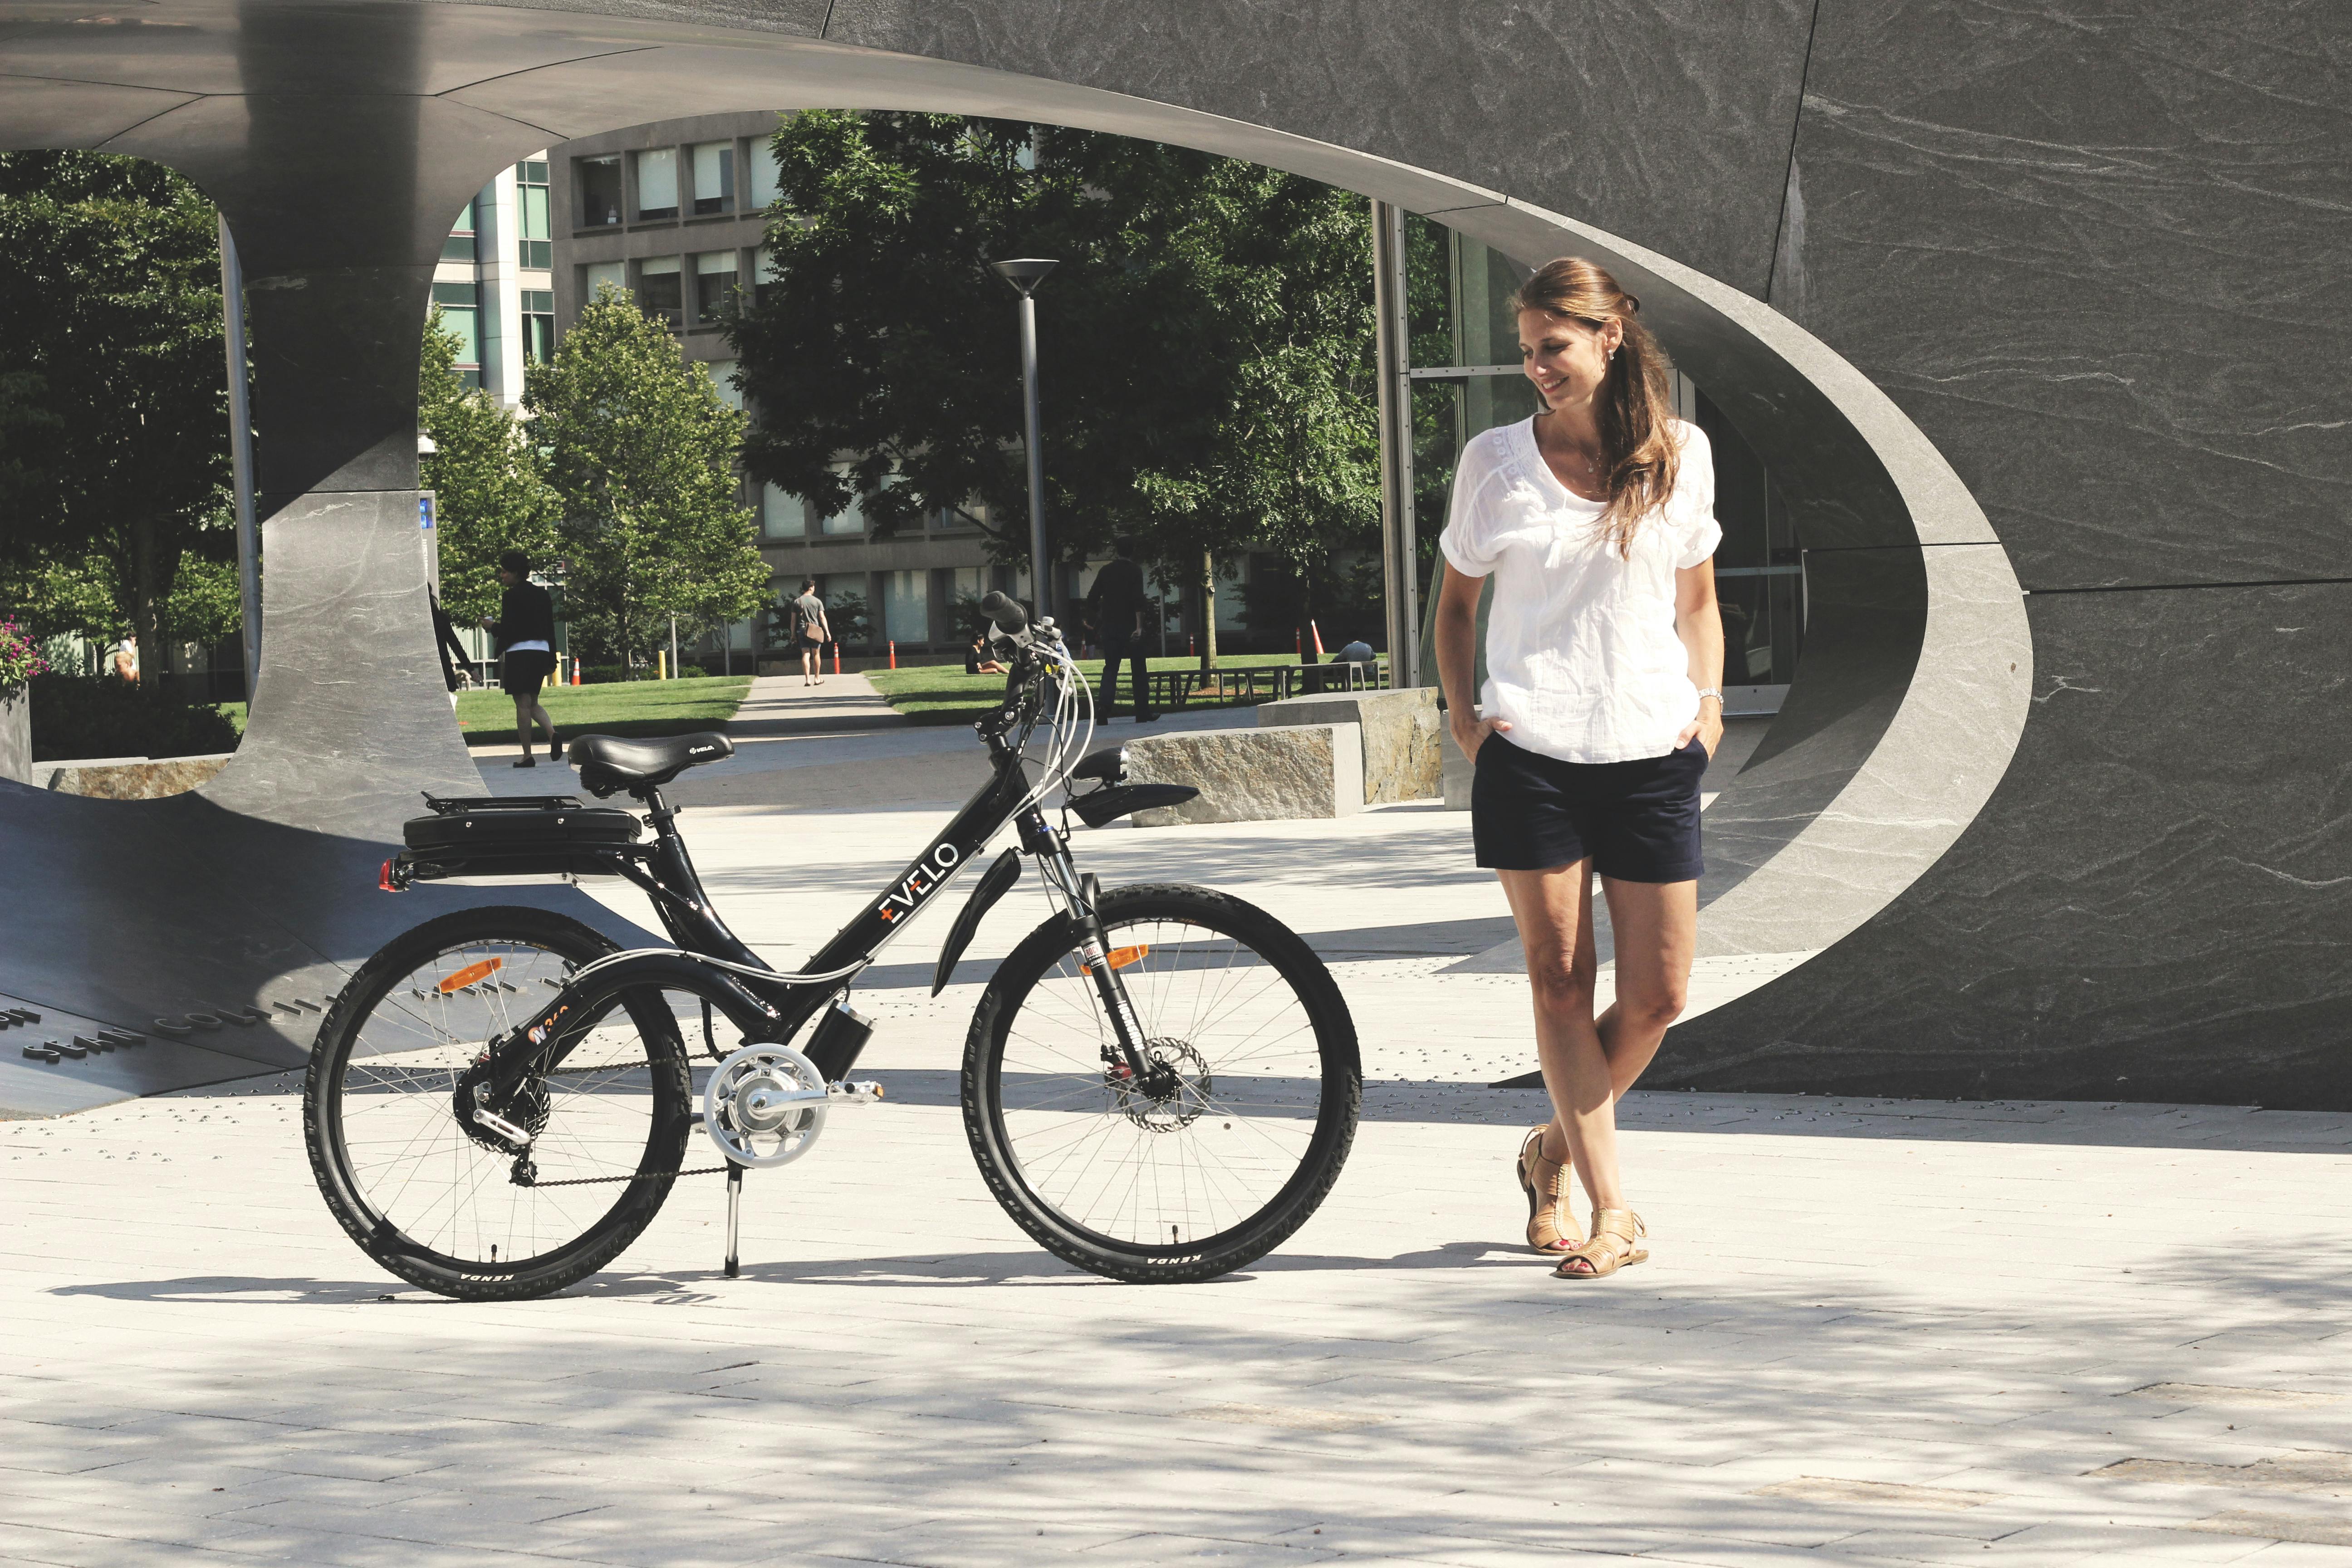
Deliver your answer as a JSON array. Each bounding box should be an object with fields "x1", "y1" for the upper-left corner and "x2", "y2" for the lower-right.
[{"x1": 1471, "y1": 734, "x2": 1705, "y2": 882}]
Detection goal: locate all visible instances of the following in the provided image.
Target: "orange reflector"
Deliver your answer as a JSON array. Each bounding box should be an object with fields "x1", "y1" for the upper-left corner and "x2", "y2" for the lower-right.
[
  {"x1": 436, "y1": 957, "x2": 504, "y2": 994},
  {"x1": 1105, "y1": 945, "x2": 1149, "y2": 970}
]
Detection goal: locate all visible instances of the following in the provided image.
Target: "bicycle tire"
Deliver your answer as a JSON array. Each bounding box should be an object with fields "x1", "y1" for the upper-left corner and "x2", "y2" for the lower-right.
[
  {"x1": 963, "y1": 883, "x2": 1360, "y2": 1283},
  {"x1": 304, "y1": 906, "x2": 692, "y2": 1301}
]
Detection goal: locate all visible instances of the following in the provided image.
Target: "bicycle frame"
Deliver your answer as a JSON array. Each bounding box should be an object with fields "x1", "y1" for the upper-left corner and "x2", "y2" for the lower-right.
[{"x1": 471, "y1": 663, "x2": 1155, "y2": 1111}]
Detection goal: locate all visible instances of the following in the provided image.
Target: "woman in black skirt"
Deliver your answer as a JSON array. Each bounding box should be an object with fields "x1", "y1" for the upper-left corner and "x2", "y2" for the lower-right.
[
  {"x1": 1433, "y1": 258, "x2": 1725, "y2": 1281},
  {"x1": 481, "y1": 550, "x2": 560, "y2": 768}
]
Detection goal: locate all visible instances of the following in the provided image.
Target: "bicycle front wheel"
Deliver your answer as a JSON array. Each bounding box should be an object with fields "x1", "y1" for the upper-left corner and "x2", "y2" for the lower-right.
[
  {"x1": 304, "y1": 906, "x2": 693, "y2": 1301},
  {"x1": 963, "y1": 884, "x2": 1360, "y2": 1282}
]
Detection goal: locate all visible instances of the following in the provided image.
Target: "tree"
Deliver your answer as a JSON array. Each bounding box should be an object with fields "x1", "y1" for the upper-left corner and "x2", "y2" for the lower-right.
[
  {"x1": 528, "y1": 287, "x2": 768, "y2": 669},
  {"x1": 727, "y1": 113, "x2": 1380, "y2": 664},
  {"x1": 0, "y1": 152, "x2": 231, "y2": 690},
  {"x1": 419, "y1": 309, "x2": 563, "y2": 625}
]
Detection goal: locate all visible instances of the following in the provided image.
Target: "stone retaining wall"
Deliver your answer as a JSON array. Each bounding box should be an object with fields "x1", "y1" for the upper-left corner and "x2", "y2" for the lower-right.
[
  {"x1": 1256, "y1": 689, "x2": 1441, "y2": 804},
  {"x1": 1124, "y1": 725, "x2": 1362, "y2": 826}
]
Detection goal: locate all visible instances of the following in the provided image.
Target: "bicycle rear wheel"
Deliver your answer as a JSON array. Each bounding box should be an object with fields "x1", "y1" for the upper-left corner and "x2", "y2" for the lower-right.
[
  {"x1": 963, "y1": 884, "x2": 1360, "y2": 1282},
  {"x1": 303, "y1": 907, "x2": 693, "y2": 1301}
]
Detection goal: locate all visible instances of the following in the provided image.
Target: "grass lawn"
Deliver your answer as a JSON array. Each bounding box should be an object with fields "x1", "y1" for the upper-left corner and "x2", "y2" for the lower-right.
[
  {"x1": 216, "y1": 676, "x2": 753, "y2": 746},
  {"x1": 867, "y1": 652, "x2": 1316, "y2": 725}
]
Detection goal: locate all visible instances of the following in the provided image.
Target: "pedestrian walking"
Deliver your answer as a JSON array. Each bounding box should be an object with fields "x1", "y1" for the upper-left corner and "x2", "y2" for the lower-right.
[
  {"x1": 103, "y1": 634, "x2": 138, "y2": 686},
  {"x1": 479, "y1": 549, "x2": 561, "y2": 768},
  {"x1": 1432, "y1": 257, "x2": 1724, "y2": 1281},
  {"x1": 790, "y1": 578, "x2": 830, "y2": 686},
  {"x1": 1084, "y1": 539, "x2": 1157, "y2": 721}
]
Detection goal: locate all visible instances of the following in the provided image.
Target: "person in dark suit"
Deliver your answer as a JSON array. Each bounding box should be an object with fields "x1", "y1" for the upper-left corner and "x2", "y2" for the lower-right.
[
  {"x1": 480, "y1": 550, "x2": 560, "y2": 768},
  {"x1": 1084, "y1": 538, "x2": 1157, "y2": 722}
]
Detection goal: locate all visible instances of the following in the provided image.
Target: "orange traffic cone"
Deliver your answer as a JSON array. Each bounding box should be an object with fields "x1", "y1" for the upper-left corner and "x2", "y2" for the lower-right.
[
  {"x1": 889, "y1": 640, "x2": 897, "y2": 670},
  {"x1": 571, "y1": 657, "x2": 581, "y2": 686}
]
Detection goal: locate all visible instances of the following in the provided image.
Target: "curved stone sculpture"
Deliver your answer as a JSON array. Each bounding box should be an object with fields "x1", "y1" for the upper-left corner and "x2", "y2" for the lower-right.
[{"x1": 2, "y1": 1, "x2": 2342, "y2": 1110}]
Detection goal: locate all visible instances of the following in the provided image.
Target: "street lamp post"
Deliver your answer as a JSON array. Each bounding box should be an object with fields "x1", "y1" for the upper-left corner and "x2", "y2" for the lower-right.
[{"x1": 990, "y1": 257, "x2": 1058, "y2": 626}]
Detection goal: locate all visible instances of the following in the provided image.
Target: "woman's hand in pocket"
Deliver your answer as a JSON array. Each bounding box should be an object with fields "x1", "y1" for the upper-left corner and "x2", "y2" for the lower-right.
[
  {"x1": 1451, "y1": 711, "x2": 1510, "y2": 764},
  {"x1": 1675, "y1": 706, "x2": 1725, "y2": 761}
]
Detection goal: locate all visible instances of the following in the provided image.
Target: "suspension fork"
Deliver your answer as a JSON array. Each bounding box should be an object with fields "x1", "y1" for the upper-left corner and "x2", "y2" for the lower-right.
[{"x1": 1019, "y1": 806, "x2": 1153, "y2": 1079}]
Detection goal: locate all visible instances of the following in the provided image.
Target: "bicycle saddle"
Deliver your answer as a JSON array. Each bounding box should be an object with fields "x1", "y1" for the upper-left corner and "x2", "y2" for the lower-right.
[{"x1": 567, "y1": 731, "x2": 735, "y2": 797}]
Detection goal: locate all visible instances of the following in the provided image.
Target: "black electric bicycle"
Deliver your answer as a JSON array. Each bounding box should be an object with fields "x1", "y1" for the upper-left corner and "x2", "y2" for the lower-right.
[{"x1": 302, "y1": 594, "x2": 1360, "y2": 1301}]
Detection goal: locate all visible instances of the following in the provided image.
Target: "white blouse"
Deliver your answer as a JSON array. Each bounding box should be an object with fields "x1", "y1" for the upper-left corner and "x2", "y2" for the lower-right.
[{"x1": 1440, "y1": 416, "x2": 1721, "y2": 765}]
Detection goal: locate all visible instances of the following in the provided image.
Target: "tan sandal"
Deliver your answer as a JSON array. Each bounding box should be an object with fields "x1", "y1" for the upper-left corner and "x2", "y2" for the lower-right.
[
  {"x1": 1516, "y1": 1127, "x2": 1582, "y2": 1254},
  {"x1": 1553, "y1": 1209, "x2": 1647, "y2": 1279}
]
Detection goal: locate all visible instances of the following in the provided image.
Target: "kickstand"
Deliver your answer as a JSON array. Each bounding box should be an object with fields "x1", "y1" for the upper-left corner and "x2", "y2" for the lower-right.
[{"x1": 725, "y1": 1161, "x2": 744, "y2": 1278}]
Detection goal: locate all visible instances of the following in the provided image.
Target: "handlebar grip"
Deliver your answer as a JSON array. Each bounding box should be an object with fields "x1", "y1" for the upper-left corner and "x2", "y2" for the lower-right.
[{"x1": 978, "y1": 591, "x2": 1029, "y2": 635}]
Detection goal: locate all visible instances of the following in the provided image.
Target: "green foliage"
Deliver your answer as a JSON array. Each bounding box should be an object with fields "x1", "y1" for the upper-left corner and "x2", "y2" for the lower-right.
[
  {"x1": 26, "y1": 671, "x2": 240, "y2": 762},
  {"x1": 420, "y1": 309, "x2": 563, "y2": 624},
  {"x1": 527, "y1": 287, "x2": 769, "y2": 664},
  {"x1": 824, "y1": 590, "x2": 871, "y2": 647},
  {"x1": 0, "y1": 617, "x2": 46, "y2": 700},
  {"x1": 728, "y1": 112, "x2": 1379, "y2": 595},
  {"x1": 0, "y1": 152, "x2": 232, "y2": 692}
]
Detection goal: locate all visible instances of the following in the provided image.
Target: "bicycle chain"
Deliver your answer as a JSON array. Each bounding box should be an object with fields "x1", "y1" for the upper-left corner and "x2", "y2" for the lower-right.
[
  {"x1": 513, "y1": 1039, "x2": 735, "y2": 1186},
  {"x1": 520, "y1": 1164, "x2": 730, "y2": 1188}
]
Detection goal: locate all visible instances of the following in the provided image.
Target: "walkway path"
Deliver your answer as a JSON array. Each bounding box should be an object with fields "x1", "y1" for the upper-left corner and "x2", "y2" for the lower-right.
[{"x1": 4, "y1": 777, "x2": 2348, "y2": 1567}]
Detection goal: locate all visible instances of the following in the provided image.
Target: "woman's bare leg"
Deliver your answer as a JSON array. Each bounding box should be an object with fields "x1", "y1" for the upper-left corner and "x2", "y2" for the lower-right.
[
  {"x1": 1495, "y1": 864, "x2": 1627, "y2": 1212},
  {"x1": 1499, "y1": 867, "x2": 1700, "y2": 1226}
]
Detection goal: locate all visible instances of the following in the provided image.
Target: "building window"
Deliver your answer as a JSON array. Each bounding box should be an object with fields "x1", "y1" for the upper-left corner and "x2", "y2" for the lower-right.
[
  {"x1": 882, "y1": 570, "x2": 930, "y2": 644},
  {"x1": 747, "y1": 135, "x2": 782, "y2": 211},
  {"x1": 582, "y1": 260, "x2": 625, "y2": 304},
  {"x1": 515, "y1": 161, "x2": 552, "y2": 270},
  {"x1": 754, "y1": 246, "x2": 779, "y2": 309},
  {"x1": 442, "y1": 198, "x2": 476, "y2": 262},
  {"x1": 633, "y1": 147, "x2": 678, "y2": 221},
  {"x1": 692, "y1": 252, "x2": 738, "y2": 327},
  {"x1": 691, "y1": 141, "x2": 734, "y2": 216},
  {"x1": 637, "y1": 255, "x2": 683, "y2": 328},
  {"x1": 703, "y1": 359, "x2": 742, "y2": 411},
  {"x1": 818, "y1": 467, "x2": 866, "y2": 535},
  {"x1": 577, "y1": 155, "x2": 622, "y2": 228},
  {"x1": 520, "y1": 289, "x2": 554, "y2": 364},
  {"x1": 761, "y1": 482, "x2": 804, "y2": 540},
  {"x1": 431, "y1": 281, "x2": 480, "y2": 387}
]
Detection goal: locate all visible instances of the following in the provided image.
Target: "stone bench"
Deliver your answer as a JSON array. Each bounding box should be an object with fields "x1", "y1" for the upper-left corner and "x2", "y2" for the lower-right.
[
  {"x1": 1123, "y1": 724, "x2": 1362, "y2": 826},
  {"x1": 1256, "y1": 688, "x2": 1441, "y2": 804}
]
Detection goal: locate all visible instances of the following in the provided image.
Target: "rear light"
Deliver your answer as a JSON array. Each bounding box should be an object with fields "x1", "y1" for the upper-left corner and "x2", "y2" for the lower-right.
[{"x1": 379, "y1": 859, "x2": 399, "y2": 892}]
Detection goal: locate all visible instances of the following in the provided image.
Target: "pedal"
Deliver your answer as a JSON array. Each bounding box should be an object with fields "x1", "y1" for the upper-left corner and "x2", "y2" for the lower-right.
[{"x1": 828, "y1": 1081, "x2": 885, "y2": 1103}]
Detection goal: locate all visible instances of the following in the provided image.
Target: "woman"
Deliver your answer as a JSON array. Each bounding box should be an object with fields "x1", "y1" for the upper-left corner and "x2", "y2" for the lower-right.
[
  {"x1": 480, "y1": 550, "x2": 560, "y2": 768},
  {"x1": 1433, "y1": 257, "x2": 1724, "y2": 1281}
]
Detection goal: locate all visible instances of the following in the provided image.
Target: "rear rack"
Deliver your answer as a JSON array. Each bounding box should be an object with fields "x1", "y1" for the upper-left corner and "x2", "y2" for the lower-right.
[{"x1": 419, "y1": 792, "x2": 588, "y2": 816}]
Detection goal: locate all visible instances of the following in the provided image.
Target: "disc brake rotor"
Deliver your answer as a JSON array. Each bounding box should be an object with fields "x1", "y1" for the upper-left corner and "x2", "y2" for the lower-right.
[{"x1": 1112, "y1": 1039, "x2": 1212, "y2": 1132}]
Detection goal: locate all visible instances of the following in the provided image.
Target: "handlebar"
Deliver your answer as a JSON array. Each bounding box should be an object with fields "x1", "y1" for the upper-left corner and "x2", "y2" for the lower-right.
[{"x1": 978, "y1": 591, "x2": 1029, "y2": 637}]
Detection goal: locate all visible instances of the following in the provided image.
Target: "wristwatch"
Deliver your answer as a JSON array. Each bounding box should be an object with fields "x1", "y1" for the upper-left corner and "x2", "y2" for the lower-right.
[{"x1": 1695, "y1": 687, "x2": 1723, "y2": 703}]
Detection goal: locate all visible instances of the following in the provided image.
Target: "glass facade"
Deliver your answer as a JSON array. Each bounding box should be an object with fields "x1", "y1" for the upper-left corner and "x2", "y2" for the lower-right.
[
  {"x1": 441, "y1": 199, "x2": 476, "y2": 262},
  {"x1": 691, "y1": 142, "x2": 734, "y2": 215},
  {"x1": 703, "y1": 358, "x2": 742, "y2": 410},
  {"x1": 637, "y1": 255, "x2": 682, "y2": 327},
  {"x1": 431, "y1": 280, "x2": 480, "y2": 386},
  {"x1": 578, "y1": 155, "x2": 621, "y2": 227},
  {"x1": 519, "y1": 289, "x2": 554, "y2": 364},
  {"x1": 761, "y1": 482, "x2": 804, "y2": 539},
  {"x1": 633, "y1": 147, "x2": 677, "y2": 220},
  {"x1": 515, "y1": 160, "x2": 552, "y2": 268},
  {"x1": 692, "y1": 251, "x2": 737, "y2": 327},
  {"x1": 882, "y1": 569, "x2": 930, "y2": 643},
  {"x1": 747, "y1": 136, "x2": 782, "y2": 210}
]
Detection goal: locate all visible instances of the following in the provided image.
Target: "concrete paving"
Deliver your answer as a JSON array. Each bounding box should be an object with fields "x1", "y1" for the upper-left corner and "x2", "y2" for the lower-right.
[{"x1": 4, "y1": 745, "x2": 2348, "y2": 1567}]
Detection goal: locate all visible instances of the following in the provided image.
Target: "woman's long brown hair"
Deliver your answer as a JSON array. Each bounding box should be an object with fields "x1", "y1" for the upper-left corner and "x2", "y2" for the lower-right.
[{"x1": 1510, "y1": 256, "x2": 1680, "y2": 557}]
